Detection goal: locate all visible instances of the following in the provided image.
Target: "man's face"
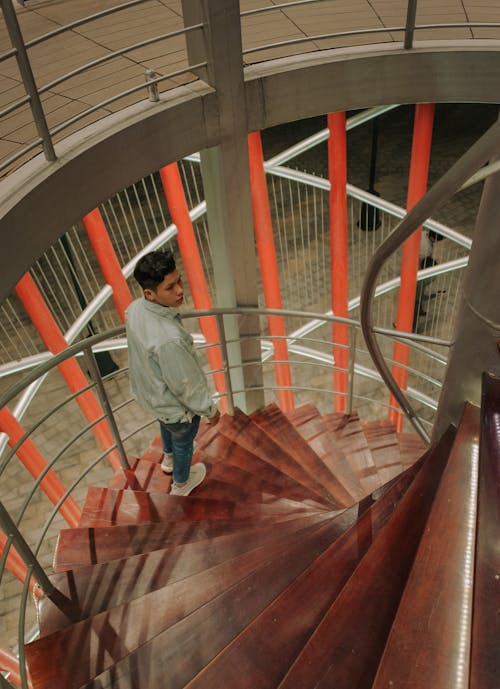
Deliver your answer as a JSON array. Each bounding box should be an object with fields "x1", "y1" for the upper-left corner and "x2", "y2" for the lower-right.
[{"x1": 144, "y1": 270, "x2": 184, "y2": 308}]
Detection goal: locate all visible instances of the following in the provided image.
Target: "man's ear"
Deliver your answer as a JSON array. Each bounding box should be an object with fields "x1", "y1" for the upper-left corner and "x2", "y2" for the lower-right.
[{"x1": 143, "y1": 288, "x2": 155, "y2": 302}]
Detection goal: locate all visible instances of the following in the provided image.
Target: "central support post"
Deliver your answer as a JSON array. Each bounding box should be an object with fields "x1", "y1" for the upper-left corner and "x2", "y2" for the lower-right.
[{"x1": 182, "y1": 0, "x2": 264, "y2": 413}]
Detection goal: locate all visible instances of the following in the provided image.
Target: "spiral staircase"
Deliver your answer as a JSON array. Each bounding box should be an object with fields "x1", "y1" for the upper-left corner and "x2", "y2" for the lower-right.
[{"x1": 20, "y1": 371, "x2": 498, "y2": 689}]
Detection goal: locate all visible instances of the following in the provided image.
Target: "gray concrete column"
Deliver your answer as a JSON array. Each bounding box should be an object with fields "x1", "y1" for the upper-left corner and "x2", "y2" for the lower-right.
[
  {"x1": 182, "y1": 0, "x2": 264, "y2": 413},
  {"x1": 433, "y1": 164, "x2": 500, "y2": 439}
]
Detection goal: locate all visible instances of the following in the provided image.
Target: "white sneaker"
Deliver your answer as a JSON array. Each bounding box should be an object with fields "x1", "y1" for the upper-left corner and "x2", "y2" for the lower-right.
[
  {"x1": 160, "y1": 452, "x2": 173, "y2": 474},
  {"x1": 170, "y1": 463, "x2": 206, "y2": 496}
]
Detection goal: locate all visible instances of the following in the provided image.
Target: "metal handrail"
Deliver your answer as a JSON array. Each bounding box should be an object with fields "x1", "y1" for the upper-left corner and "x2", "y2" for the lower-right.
[
  {"x1": 242, "y1": 24, "x2": 500, "y2": 57},
  {"x1": 242, "y1": 26, "x2": 406, "y2": 56},
  {"x1": 24, "y1": 0, "x2": 151, "y2": 49},
  {"x1": 360, "y1": 118, "x2": 500, "y2": 442},
  {"x1": 39, "y1": 25, "x2": 203, "y2": 96},
  {"x1": 241, "y1": 0, "x2": 324, "y2": 16},
  {"x1": 0, "y1": 0, "x2": 206, "y2": 170},
  {"x1": 0, "y1": 305, "x2": 449, "y2": 429},
  {"x1": 49, "y1": 61, "x2": 207, "y2": 139}
]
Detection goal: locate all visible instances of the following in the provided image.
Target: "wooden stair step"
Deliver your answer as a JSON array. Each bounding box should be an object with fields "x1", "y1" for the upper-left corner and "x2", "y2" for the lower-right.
[
  {"x1": 397, "y1": 432, "x2": 427, "y2": 467},
  {"x1": 193, "y1": 474, "x2": 330, "y2": 512},
  {"x1": 61, "y1": 514, "x2": 356, "y2": 689},
  {"x1": 252, "y1": 403, "x2": 353, "y2": 508},
  {"x1": 53, "y1": 511, "x2": 319, "y2": 571},
  {"x1": 362, "y1": 419, "x2": 403, "y2": 484},
  {"x1": 373, "y1": 404, "x2": 481, "y2": 688},
  {"x1": 215, "y1": 409, "x2": 333, "y2": 506},
  {"x1": 182, "y1": 452, "x2": 426, "y2": 689},
  {"x1": 199, "y1": 430, "x2": 328, "y2": 508},
  {"x1": 78, "y1": 486, "x2": 321, "y2": 529},
  {"x1": 26, "y1": 516, "x2": 341, "y2": 689},
  {"x1": 323, "y1": 410, "x2": 382, "y2": 493},
  {"x1": 276, "y1": 425, "x2": 456, "y2": 689},
  {"x1": 38, "y1": 512, "x2": 334, "y2": 636},
  {"x1": 194, "y1": 459, "x2": 327, "y2": 508},
  {"x1": 286, "y1": 403, "x2": 366, "y2": 505},
  {"x1": 107, "y1": 457, "x2": 171, "y2": 492},
  {"x1": 470, "y1": 372, "x2": 500, "y2": 689}
]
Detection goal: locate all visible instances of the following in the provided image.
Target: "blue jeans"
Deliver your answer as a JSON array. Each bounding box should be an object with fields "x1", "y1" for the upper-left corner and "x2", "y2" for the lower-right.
[{"x1": 160, "y1": 415, "x2": 200, "y2": 484}]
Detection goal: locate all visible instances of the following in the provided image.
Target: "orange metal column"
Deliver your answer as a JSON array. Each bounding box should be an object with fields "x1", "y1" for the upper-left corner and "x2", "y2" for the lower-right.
[
  {"x1": 389, "y1": 103, "x2": 435, "y2": 430},
  {"x1": 248, "y1": 132, "x2": 294, "y2": 412},
  {"x1": 160, "y1": 163, "x2": 227, "y2": 413},
  {"x1": 328, "y1": 112, "x2": 349, "y2": 412},
  {"x1": 15, "y1": 274, "x2": 122, "y2": 470},
  {"x1": 82, "y1": 208, "x2": 133, "y2": 322},
  {"x1": 0, "y1": 409, "x2": 80, "y2": 526}
]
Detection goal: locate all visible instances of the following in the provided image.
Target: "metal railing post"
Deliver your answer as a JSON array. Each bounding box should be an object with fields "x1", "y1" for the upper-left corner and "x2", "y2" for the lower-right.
[
  {"x1": 0, "y1": 0, "x2": 56, "y2": 161},
  {"x1": 404, "y1": 0, "x2": 418, "y2": 49},
  {"x1": 0, "y1": 502, "x2": 54, "y2": 596},
  {"x1": 215, "y1": 314, "x2": 235, "y2": 415},
  {"x1": 145, "y1": 68, "x2": 159, "y2": 102},
  {"x1": 82, "y1": 346, "x2": 130, "y2": 470},
  {"x1": 346, "y1": 325, "x2": 357, "y2": 415},
  {"x1": 0, "y1": 673, "x2": 16, "y2": 689}
]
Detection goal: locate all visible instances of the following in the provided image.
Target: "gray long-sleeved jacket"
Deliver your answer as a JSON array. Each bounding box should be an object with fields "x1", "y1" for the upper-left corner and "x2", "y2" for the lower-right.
[{"x1": 125, "y1": 298, "x2": 216, "y2": 423}]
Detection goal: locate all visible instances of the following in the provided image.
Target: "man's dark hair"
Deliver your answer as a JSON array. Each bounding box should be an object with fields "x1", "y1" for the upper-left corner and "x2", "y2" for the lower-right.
[{"x1": 133, "y1": 250, "x2": 176, "y2": 290}]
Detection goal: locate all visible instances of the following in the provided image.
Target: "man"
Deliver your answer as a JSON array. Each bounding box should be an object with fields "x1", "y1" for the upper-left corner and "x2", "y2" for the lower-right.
[{"x1": 126, "y1": 249, "x2": 220, "y2": 496}]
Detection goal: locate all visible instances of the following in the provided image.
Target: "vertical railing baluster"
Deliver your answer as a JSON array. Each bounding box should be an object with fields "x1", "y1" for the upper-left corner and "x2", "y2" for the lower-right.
[
  {"x1": 0, "y1": 503, "x2": 54, "y2": 596},
  {"x1": 0, "y1": 0, "x2": 56, "y2": 161},
  {"x1": 404, "y1": 0, "x2": 418, "y2": 49},
  {"x1": 82, "y1": 345, "x2": 130, "y2": 470},
  {"x1": 216, "y1": 313, "x2": 235, "y2": 414},
  {"x1": 346, "y1": 325, "x2": 357, "y2": 415}
]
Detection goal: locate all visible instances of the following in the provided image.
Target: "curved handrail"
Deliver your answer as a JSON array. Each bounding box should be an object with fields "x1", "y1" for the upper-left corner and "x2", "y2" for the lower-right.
[
  {"x1": 0, "y1": 305, "x2": 450, "y2": 439},
  {"x1": 360, "y1": 118, "x2": 500, "y2": 442}
]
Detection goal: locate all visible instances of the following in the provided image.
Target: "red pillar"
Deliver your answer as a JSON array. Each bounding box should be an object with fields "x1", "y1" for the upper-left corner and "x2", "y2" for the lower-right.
[
  {"x1": 82, "y1": 208, "x2": 133, "y2": 323},
  {"x1": 248, "y1": 132, "x2": 294, "y2": 412},
  {"x1": 0, "y1": 409, "x2": 80, "y2": 527},
  {"x1": 328, "y1": 112, "x2": 349, "y2": 412},
  {"x1": 389, "y1": 104, "x2": 435, "y2": 430},
  {"x1": 160, "y1": 163, "x2": 227, "y2": 413},
  {"x1": 15, "y1": 274, "x2": 122, "y2": 470}
]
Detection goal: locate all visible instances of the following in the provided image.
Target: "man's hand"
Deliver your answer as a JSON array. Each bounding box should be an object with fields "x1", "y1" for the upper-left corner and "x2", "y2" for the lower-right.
[{"x1": 206, "y1": 409, "x2": 220, "y2": 426}]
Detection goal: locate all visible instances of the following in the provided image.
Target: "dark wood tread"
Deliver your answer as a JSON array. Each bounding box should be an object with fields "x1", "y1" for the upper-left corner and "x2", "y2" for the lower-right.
[
  {"x1": 252, "y1": 403, "x2": 358, "y2": 508},
  {"x1": 38, "y1": 512, "x2": 334, "y2": 636},
  {"x1": 286, "y1": 403, "x2": 366, "y2": 504},
  {"x1": 54, "y1": 510, "x2": 328, "y2": 571},
  {"x1": 78, "y1": 486, "x2": 323, "y2": 528},
  {"x1": 27, "y1": 515, "x2": 353, "y2": 689}
]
